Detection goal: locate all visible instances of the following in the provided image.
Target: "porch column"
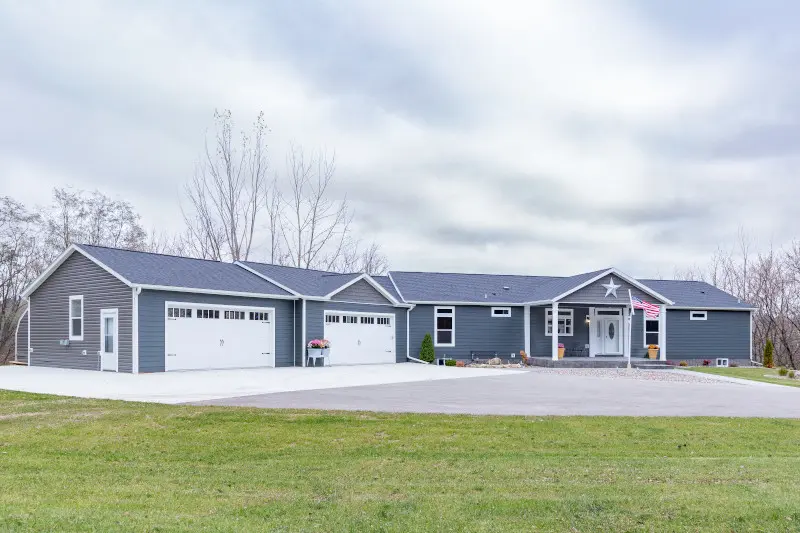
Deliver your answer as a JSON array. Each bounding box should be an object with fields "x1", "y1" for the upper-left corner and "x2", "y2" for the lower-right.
[
  {"x1": 659, "y1": 305, "x2": 667, "y2": 361},
  {"x1": 523, "y1": 305, "x2": 531, "y2": 359},
  {"x1": 551, "y1": 302, "x2": 559, "y2": 361},
  {"x1": 623, "y1": 306, "x2": 631, "y2": 363}
]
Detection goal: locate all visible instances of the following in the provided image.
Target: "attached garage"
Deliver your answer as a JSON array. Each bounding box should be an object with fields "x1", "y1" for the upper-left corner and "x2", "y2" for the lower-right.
[
  {"x1": 323, "y1": 311, "x2": 395, "y2": 365},
  {"x1": 165, "y1": 302, "x2": 276, "y2": 371}
]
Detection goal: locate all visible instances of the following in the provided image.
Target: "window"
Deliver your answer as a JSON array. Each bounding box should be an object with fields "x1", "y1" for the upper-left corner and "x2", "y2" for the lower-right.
[
  {"x1": 69, "y1": 296, "x2": 83, "y2": 341},
  {"x1": 250, "y1": 311, "x2": 269, "y2": 322},
  {"x1": 197, "y1": 309, "x2": 220, "y2": 319},
  {"x1": 377, "y1": 317, "x2": 391, "y2": 326},
  {"x1": 644, "y1": 317, "x2": 659, "y2": 347},
  {"x1": 716, "y1": 358, "x2": 729, "y2": 367},
  {"x1": 343, "y1": 315, "x2": 358, "y2": 324},
  {"x1": 434, "y1": 306, "x2": 455, "y2": 346},
  {"x1": 545, "y1": 308, "x2": 573, "y2": 336},
  {"x1": 103, "y1": 316, "x2": 115, "y2": 353},
  {"x1": 224, "y1": 310, "x2": 245, "y2": 320},
  {"x1": 360, "y1": 316, "x2": 375, "y2": 325},
  {"x1": 325, "y1": 314, "x2": 340, "y2": 324},
  {"x1": 167, "y1": 307, "x2": 193, "y2": 319},
  {"x1": 546, "y1": 308, "x2": 571, "y2": 336},
  {"x1": 690, "y1": 310, "x2": 708, "y2": 321},
  {"x1": 491, "y1": 307, "x2": 511, "y2": 318}
]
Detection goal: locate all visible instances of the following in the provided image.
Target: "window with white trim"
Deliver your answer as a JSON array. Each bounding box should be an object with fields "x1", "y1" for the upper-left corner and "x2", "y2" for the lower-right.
[
  {"x1": 491, "y1": 307, "x2": 511, "y2": 317},
  {"x1": 69, "y1": 295, "x2": 83, "y2": 341},
  {"x1": 545, "y1": 308, "x2": 573, "y2": 336},
  {"x1": 434, "y1": 306, "x2": 455, "y2": 346},
  {"x1": 644, "y1": 317, "x2": 659, "y2": 346},
  {"x1": 690, "y1": 310, "x2": 708, "y2": 321}
]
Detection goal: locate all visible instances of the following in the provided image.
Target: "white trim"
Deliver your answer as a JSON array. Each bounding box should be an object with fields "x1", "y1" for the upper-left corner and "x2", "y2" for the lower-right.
[
  {"x1": 134, "y1": 284, "x2": 298, "y2": 300},
  {"x1": 324, "y1": 273, "x2": 401, "y2": 305},
  {"x1": 132, "y1": 287, "x2": 140, "y2": 374},
  {"x1": 542, "y1": 268, "x2": 675, "y2": 305},
  {"x1": 551, "y1": 302, "x2": 559, "y2": 360},
  {"x1": 491, "y1": 307, "x2": 512, "y2": 317},
  {"x1": 434, "y1": 306, "x2": 455, "y2": 347},
  {"x1": 234, "y1": 262, "x2": 302, "y2": 296},
  {"x1": 659, "y1": 305, "x2": 667, "y2": 361},
  {"x1": 323, "y1": 299, "x2": 397, "y2": 308},
  {"x1": 163, "y1": 300, "x2": 277, "y2": 371},
  {"x1": 689, "y1": 310, "x2": 708, "y2": 321},
  {"x1": 68, "y1": 295, "x2": 84, "y2": 341},
  {"x1": 407, "y1": 300, "x2": 526, "y2": 306},
  {"x1": 27, "y1": 297, "x2": 31, "y2": 366},
  {"x1": 22, "y1": 245, "x2": 133, "y2": 298},
  {"x1": 545, "y1": 307, "x2": 574, "y2": 337},
  {"x1": 301, "y1": 299, "x2": 307, "y2": 367},
  {"x1": 14, "y1": 308, "x2": 28, "y2": 363},
  {"x1": 387, "y1": 273, "x2": 407, "y2": 303},
  {"x1": 749, "y1": 310, "x2": 754, "y2": 362},
  {"x1": 523, "y1": 305, "x2": 530, "y2": 357},
  {"x1": 643, "y1": 314, "x2": 659, "y2": 348},
  {"x1": 324, "y1": 309, "x2": 396, "y2": 318},
  {"x1": 99, "y1": 308, "x2": 119, "y2": 372},
  {"x1": 406, "y1": 306, "x2": 412, "y2": 361},
  {"x1": 622, "y1": 306, "x2": 631, "y2": 361},
  {"x1": 668, "y1": 306, "x2": 756, "y2": 311}
]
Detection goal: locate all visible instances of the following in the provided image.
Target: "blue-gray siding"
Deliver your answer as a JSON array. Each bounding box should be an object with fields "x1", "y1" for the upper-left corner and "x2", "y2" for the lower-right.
[
  {"x1": 560, "y1": 277, "x2": 659, "y2": 306},
  {"x1": 530, "y1": 306, "x2": 590, "y2": 357},
  {"x1": 294, "y1": 300, "x2": 303, "y2": 366},
  {"x1": 665, "y1": 310, "x2": 750, "y2": 361},
  {"x1": 306, "y1": 300, "x2": 407, "y2": 363},
  {"x1": 137, "y1": 290, "x2": 296, "y2": 372},
  {"x1": 15, "y1": 309, "x2": 29, "y2": 364},
  {"x1": 29, "y1": 252, "x2": 133, "y2": 372},
  {"x1": 331, "y1": 279, "x2": 393, "y2": 305},
  {"x1": 409, "y1": 305, "x2": 524, "y2": 360}
]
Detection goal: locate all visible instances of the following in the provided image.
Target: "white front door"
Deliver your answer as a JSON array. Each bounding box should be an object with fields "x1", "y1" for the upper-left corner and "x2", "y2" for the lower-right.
[
  {"x1": 323, "y1": 312, "x2": 396, "y2": 365},
  {"x1": 100, "y1": 309, "x2": 118, "y2": 372},
  {"x1": 602, "y1": 317, "x2": 621, "y2": 355}
]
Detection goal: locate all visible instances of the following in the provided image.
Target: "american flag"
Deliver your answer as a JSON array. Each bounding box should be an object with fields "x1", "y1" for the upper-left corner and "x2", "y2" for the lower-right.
[{"x1": 631, "y1": 295, "x2": 660, "y2": 319}]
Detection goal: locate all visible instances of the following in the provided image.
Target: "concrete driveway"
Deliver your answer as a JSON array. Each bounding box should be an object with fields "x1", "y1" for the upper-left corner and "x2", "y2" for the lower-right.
[
  {"x1": 0, "y1": 364, "x2": 518, "y2": 404},
  {"x1": 198, "y1": 368, "x2": 800, "y2": 418}
]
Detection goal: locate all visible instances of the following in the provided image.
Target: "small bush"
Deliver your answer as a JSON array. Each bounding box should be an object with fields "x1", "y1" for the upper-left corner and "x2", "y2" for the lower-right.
[
  {"x1": 445, "y1": 359, "x2": 457, "y2": 367},
  {"x1": 702, "y1": 360, "x2": 711, "y2": 366},
  {"x1": 665, "y1": 360, "x2": 676, "y2": 366},
  {"x1": 456, "y1": 360, "x2": 465, "y2": 368},
  {"x1": 679, "y1": 361, "x2": 688, "y2": 367},
  {"x1": 730, "y1": 362, "x2": 739, "y2": 367},
  {"x1": 779, "y1": 367, "x2": 788, "y2": 376},
  {"x1": 764, "y1": 339, "x2": 775, "y2": 368},
  {"x1": 419, "y1": 333, "x2": 435, "y2": 364},
  {"x1": 789, "y1": 370, "x2": 796, "y2": 379}
]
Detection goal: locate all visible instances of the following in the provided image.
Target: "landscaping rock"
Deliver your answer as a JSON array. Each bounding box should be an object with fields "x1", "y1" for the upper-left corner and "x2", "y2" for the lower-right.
[{"x1": 487, "y1": 357, "x2": 503, "y2": 366}]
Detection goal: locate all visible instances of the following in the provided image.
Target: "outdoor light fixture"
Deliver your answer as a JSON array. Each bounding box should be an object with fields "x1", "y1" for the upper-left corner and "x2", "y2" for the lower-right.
[{"x1": 585, "y1": 315, "x2": 591, "y2": 325}]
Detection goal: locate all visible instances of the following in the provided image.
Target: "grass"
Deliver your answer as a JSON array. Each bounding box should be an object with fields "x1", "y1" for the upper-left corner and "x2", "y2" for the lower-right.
[
  {"x1": 2, "y1": 391, "x2": 800, "y2": 532},
  {"x1": 689, "y1": 366, "x2": 800, "y2": 388}
]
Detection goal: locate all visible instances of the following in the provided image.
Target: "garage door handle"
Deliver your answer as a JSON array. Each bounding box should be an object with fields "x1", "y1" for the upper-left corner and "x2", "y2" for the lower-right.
[
  {"x1": 261, "y1": 352, "x2": 271, "y2": 355},
  {"x1": 220, "y1": 339, "x2": 224, "y2": 347}
]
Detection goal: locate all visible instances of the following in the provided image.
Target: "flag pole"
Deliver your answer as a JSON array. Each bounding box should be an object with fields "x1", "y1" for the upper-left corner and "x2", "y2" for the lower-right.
[{"x1": 627, "y1": 290, "x2": 634, "y2": 369}]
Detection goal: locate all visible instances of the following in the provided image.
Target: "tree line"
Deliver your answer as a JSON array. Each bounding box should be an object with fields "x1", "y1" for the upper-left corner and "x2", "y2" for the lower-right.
[{"x1": 0, "y1": 110, "x2": 387, "y2": 361}]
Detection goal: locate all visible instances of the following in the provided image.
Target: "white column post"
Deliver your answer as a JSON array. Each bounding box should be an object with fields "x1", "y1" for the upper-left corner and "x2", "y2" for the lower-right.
[
  {"x1": 659, "y1": 305, "x2": 667, "y2": 361},
  {"x1": 623, "y1": 306, "x2": 631, "y2": 365},
  {"x1": 551, "y1": 302, "x2": 559, "y2": 361},
  {"x1": 523, "y1": 305, "x2": 531, "y2": 358}
]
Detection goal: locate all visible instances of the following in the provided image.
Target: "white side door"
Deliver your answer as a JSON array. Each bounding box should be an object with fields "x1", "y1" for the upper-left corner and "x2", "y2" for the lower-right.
[
  {"x1": 99, "y1": 308, "x2": 119, "y2": 372},
  {"x1": 602, "y1": 317, "x2": 622, "y2": 355}
]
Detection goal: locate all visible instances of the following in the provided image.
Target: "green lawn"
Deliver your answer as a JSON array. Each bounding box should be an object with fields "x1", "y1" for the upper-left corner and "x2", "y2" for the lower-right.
[
  {"x1": 689, "y1": 366, "x2": 800, "y2": 388},
  {"x1": 2, "y1": 391, "x2": 800, "y2": 532}
]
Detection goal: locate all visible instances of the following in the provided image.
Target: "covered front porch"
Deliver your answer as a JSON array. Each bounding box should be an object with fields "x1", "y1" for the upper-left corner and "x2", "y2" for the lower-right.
[{"x1": 523, "y1": 302, "x2": 667, "y2": 362}]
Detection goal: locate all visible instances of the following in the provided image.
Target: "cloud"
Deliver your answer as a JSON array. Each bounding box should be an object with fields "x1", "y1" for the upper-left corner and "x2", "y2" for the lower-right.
[{"x1": 0, "y1": 0, "x2": 798, "y2": 277}]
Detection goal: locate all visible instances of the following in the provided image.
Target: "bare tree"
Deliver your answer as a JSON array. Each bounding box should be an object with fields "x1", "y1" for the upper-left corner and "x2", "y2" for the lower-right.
[
  {"x1": 0, "y1": 198, "x2": 43, "y2": 362},
  {"x1": 182, "y1": 110, "x2": 268, "y2": 261}
]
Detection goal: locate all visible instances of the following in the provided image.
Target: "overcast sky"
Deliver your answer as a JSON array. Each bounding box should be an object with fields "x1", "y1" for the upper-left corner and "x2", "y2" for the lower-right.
[{"x1": 1, "y1": 0, "x2": 798, "y2": 277}]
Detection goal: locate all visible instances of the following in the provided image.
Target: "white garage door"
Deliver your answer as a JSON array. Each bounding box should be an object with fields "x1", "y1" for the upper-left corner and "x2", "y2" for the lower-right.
[
  {"x1": 165, "y1": 303, "x2": 275, "y2": 371},
  {"x1": 323, "y1": 311, "x2": 396, "y2": 365}
]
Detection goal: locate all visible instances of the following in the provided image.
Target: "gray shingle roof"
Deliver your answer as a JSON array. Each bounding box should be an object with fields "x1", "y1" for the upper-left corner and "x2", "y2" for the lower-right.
[
  {"x1": 78, "y1": 245, "x2": 291, "y2": 296},
  {"x1": 637, "y1": 279, "x2": 753, "y2": 309},
  {"x1": 239, "y1": 261, "x2": 360, "y2": 297},
  {"x1": 373, "y1": 275, "x2": 402, "y2": 301},
  {"x1": 386, "y1": 271, "x2": 555, "y2": 303}
]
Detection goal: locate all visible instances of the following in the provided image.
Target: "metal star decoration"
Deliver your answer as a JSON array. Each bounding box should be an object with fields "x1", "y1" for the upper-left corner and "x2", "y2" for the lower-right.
[{"x1": 602, "y1": 277, "x2": 621, "y2": 298}]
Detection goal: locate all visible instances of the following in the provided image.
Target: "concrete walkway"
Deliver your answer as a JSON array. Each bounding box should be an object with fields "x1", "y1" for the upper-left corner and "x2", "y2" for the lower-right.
[
  {"x1": 199, "y1": 368, "x2": 800, "y2": 418},
  {"x1": 0, "y1": 364, "x2": 518, "y2": 404}
]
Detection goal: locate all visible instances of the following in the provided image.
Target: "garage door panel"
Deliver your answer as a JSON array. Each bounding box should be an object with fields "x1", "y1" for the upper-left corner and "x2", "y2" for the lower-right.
[
  {"x1": 323, "y1": 311, "x2": 395, "y2": 365},
  {"x1": 165, "y1": 304, "x2": 275, "y2": 371}
]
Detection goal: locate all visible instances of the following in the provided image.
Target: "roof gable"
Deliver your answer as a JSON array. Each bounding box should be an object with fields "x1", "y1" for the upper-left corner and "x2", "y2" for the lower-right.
[{"x1": 329, "y1": 278, "x2": 394, "y2": 305}]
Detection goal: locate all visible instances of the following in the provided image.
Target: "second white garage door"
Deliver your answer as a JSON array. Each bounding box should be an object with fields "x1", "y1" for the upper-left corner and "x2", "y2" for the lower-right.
[
  {"x1": 165, "y1": 303, "x2": 275, "y2": 371},
  {"x1": 323, "y1": 311, "x2": 395, "y2": 365}
]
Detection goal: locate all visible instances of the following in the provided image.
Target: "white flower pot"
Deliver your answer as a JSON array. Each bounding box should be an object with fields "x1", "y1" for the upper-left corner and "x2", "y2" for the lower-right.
[
  {"x1": 321, "y1": 348, "x2": 330, "y2": 357},
  {"x1": 308, "y1": 348, "x2": 322, "y2": 357}
]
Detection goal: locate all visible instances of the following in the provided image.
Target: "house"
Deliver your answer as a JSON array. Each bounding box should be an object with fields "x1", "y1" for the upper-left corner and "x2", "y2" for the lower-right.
[{"x1": 15, "y1": 244, "x2": 755, "y2": 372}]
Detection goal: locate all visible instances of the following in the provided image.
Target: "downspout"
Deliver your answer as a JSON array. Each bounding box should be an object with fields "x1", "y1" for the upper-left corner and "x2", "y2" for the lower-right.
[
  {"x1": 301, "y1": 298, "x2": 307, "y2": 367},
  {"x1": 292, "y1": 299, "x2": 296, "y2": 367},
  {"x1": 27, "y1": 297, "x2": 31, "y2": 366},
  {"x1": 406, "y1": 305, "x2": 426, "y2": 362},
  {"x1": 132, "y1": 286, "x2": 141, "y2": 374}
]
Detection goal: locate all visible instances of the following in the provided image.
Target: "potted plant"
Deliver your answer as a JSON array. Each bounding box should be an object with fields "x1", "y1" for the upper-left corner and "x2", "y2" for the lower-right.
[
  {"x1": 558, "y1": 343, "x2": 565, "y2": 359},
  {"x1": 307, "y1": 339, "x2": 327, "y2": 359},
  {"x1": 647, "y1": 344, "x2": 659, "y2": 359}
]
